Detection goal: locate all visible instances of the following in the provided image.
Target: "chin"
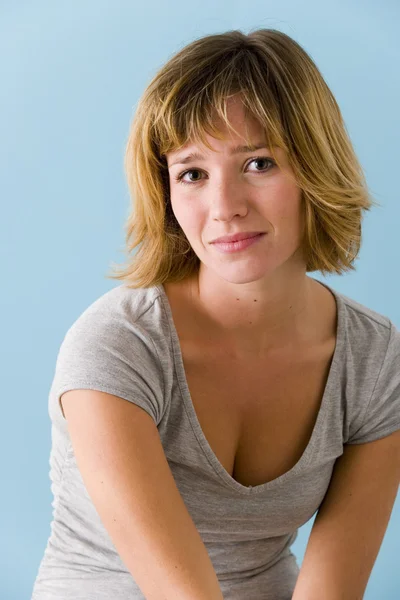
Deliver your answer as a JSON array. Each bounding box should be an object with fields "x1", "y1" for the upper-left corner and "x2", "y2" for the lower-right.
[{"x1": 208, "y1": 263, "x2": 275, "y2": 286}]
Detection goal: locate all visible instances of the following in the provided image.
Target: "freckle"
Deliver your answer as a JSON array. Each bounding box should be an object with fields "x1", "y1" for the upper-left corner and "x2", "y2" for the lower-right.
[
  {"x1": 253, "y1": 299, "x2": 257, "y2": 302},
  {"x1": 236, "y1": 298, "x2": 240, "y2": 301}
]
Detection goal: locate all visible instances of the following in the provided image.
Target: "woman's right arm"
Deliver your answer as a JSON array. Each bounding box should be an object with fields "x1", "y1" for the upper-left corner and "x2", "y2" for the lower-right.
[{"x1": 61, "y1": 389, "x2": 224, "y2": 600}]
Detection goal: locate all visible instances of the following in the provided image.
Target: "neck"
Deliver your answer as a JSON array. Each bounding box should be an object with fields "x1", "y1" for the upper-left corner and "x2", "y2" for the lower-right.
[{"x1": 185, "y1": 270, "x2": 321, "y2": 357}]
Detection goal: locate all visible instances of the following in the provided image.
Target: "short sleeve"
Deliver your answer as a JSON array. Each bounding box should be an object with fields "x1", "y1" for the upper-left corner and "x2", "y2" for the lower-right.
[
  {"x1": 346, "y1": 320, "x2": 400, "y2": 444},
  {"x1": 50, "y1": 301, "x2": 165, "y2": 426}
]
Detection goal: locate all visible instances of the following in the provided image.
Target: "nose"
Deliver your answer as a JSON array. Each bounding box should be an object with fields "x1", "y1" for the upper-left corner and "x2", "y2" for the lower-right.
[{"x1": 210, "y1": 178, "x2": 249, "y2": 222}]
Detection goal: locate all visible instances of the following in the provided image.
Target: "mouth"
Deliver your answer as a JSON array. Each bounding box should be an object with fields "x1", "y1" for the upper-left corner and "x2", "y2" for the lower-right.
[
  {"x1": 210, "y1": 231, "x2": 266, "y2": 244},
  {"x1": 211, "y1": 232, "x2": 266, "y2": 253}
]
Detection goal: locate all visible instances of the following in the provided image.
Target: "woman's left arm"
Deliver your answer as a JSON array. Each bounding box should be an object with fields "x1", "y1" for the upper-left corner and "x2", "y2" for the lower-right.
[{"x1": 292, "y1": 430, "x2": 400, "y2": 600}]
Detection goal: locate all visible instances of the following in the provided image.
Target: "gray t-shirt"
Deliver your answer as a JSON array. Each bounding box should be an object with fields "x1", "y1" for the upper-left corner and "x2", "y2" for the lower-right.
[{"x1": 31, "y1": 278, "x2": 400, "y2": 600}]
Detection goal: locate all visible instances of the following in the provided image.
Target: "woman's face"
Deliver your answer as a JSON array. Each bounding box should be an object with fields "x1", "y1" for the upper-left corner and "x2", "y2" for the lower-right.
[{"x1": 165, "y1": 97, "x2": 306, "y2": 286}]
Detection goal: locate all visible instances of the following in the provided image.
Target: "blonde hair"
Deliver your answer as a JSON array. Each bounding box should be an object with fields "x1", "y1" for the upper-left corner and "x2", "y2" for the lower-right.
[{"x1": 106, "y1": 28, "x2": 380, "y2": 289}]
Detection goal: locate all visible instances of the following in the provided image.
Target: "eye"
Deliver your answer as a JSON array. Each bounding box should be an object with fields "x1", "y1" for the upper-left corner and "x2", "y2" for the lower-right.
[{"x1": 174, "y1": 156, "x2": 276, "y2": 186}]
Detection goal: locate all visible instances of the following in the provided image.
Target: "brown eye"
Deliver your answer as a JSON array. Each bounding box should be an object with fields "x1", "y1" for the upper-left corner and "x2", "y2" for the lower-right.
[
  {"x1": 175, "y1": 156, "x2": 275, "y2": 186},
  {"x1": 180, "y1": 170, "x2": 203, "y2": 184},
  {"x1": 247, "y1": 157, "x2": 275, "y2": 172}
]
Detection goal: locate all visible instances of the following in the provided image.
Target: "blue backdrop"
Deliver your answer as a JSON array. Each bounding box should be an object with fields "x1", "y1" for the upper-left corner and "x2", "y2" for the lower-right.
[{"x1": 1, "y1": 1, "x2": 399, "y2": 598}]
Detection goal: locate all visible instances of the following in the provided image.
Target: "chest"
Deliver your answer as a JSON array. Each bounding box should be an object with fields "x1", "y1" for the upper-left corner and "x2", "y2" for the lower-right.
[{"x1": 180, "y1": 342, "x2": 336, "y2": 488}]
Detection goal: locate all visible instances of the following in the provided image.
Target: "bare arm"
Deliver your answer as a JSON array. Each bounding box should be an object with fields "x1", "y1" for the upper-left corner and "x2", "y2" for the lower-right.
[
  {"x1": 61, "y1": 389, "x2": 224, "y2": 600},
  {"x1": 292, "y1": 430, "x2": 400, "y2": 600}
]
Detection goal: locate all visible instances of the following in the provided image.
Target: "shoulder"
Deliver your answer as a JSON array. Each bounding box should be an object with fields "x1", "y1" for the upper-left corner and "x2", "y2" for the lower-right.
[
  {"x1": 51, "y1": 284, "x2": 170, "y2": 426},
  {"x1": 333, "y1": 286, "x2": 393, "y2": 357},
  {"x1": 60, "y1": 283, "x2": 172, "y2": 373},
  {"x1": 67, "y1": 283, "x2": 163, "y2": 329},
  {"x1": 62, "y1": 284, "x2": 169, "y2": 351},
  {"x1": 333, "y1": 284, "x2": 399, "y2": 388},
  {"x1": 329, "y1": 285, "x2": 400, "y2": 444}
]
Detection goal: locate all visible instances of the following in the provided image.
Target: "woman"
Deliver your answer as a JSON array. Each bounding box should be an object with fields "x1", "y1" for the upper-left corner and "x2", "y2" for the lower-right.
[{"x1": 32, "y1": 29, "x2": 400, "y2": 599}]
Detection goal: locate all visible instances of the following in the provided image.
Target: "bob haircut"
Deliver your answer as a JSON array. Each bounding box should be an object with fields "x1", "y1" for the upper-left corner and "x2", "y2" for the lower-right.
[{"x1": 106, "y1": 28, "x2": 380, "y2": 289}]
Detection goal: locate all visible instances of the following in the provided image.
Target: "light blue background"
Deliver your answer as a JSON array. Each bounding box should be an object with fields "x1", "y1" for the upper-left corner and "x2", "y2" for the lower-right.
[{"x1": 1, "y1": 1, "x2": 399, "y2": 598}]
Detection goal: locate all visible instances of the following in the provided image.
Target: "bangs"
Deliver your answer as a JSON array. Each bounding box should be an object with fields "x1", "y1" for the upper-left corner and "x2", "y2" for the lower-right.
[{"x1": 151, "y1": 48, "x2": 288, "y2": 167}]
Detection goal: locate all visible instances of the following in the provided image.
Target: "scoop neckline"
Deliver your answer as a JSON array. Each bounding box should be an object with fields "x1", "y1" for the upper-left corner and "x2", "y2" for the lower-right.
[{"x1": 156, "y1": 277, "x2": 346, "y2": 495}]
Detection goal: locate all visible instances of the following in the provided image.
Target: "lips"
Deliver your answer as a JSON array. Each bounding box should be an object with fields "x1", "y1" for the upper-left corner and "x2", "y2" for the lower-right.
[{"x1": 211, "y1": 231, "x2": 265, "y2": 244}]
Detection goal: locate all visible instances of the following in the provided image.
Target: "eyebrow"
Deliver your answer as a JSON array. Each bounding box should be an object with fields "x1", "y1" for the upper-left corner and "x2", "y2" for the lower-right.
[{"x1": 168, "y1": 143, "x2": 273, "y2": 167}]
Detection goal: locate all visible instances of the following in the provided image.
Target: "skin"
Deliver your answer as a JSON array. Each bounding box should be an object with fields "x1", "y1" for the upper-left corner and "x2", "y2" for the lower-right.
[{"x1": 165, "y1": 94, "x2": 332, "y2": 358}]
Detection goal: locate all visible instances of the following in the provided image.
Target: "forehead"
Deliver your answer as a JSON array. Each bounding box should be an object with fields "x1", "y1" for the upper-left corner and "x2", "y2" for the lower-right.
[
  {"x1": 168, "y1": 101, "x2": 260, "y2": 149},
  {"x1": 167, "y1": 141, "x2": 278, "y2": 168},
  {"x1": 163, "y1": 93, "x2": 285, "y2": 166}
]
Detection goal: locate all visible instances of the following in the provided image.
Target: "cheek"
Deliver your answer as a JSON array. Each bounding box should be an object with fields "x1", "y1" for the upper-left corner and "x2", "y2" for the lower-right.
[
  {"x1": 170, "y1": 198, "x2": 204, "y2": 236},
  {"x1": 268, "y1": 184, "x2": 302, "y2": 222},
  {"x1": 259, "y1": 188, "x2": 303, "y2": 237}
]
